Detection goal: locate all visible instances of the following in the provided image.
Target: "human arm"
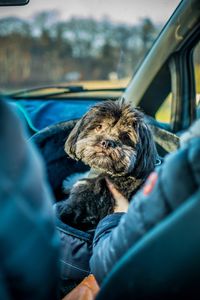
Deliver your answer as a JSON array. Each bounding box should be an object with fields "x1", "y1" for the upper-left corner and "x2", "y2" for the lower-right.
[
  {"x1": 105, "y1": 178, "x2": 129, "y2": 213},
  {"x1": 90, "y1": 140, "x2": 200, "y2": 284}
]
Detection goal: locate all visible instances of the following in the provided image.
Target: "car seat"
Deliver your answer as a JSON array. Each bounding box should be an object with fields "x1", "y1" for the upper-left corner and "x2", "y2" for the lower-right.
[{"x1": 30, "y1": 120, "x2": 89, "y2": 201}]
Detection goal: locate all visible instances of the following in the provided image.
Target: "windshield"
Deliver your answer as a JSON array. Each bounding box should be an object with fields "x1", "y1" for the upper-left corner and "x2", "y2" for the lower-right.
[{"x1": 0, "y1": 0, "x2": 180, "y2": 93}]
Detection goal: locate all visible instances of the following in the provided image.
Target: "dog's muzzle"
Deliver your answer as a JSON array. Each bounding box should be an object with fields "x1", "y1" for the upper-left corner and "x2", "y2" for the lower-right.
[{"x1": 100, "y1": 139, "x2": 116, "y2": 149}]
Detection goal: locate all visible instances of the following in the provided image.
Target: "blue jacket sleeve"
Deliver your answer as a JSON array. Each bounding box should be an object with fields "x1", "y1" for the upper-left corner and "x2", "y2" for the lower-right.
[{"x1": 90, "y1": 138, "x2": 200, "y2": 284}]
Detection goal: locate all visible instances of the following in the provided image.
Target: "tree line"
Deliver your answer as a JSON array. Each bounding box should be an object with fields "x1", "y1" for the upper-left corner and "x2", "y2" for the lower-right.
[{"x1": 0, "y1": 11, "x2": 161, "y2": 90}]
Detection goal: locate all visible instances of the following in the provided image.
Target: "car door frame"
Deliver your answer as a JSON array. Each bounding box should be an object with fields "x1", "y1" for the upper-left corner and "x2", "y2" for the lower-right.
[{"x1": 124, "y1": 0, "x2": 200, "y2": 133}]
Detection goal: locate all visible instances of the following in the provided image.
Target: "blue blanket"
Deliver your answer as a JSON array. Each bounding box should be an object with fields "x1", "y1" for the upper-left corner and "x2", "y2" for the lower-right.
[{"x1": 13, "y1": 99, "x2": 100, "y2": 131}]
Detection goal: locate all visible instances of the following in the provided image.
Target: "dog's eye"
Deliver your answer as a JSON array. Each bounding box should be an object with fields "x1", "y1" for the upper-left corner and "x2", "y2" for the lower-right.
[
  {"x1": 132, "y1": 122, "x2": 138, "y2": 130},
  {"x1": 120, "y1": 132, "x2": 130, "y2": 140},
  {"x1": 95, "y1": 125, "x2": 102, "y2": 132},
  {"x1": 119, "y1": 132, "x2": 135, "y2": 147}
]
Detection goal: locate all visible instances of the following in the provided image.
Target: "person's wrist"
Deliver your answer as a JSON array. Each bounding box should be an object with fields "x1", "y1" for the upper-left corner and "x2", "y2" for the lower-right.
[
  {"x1": 105, "y1": 177, "x2": 129, "y2": 213},
  {"x1": 114, "y1": 197, "x2": 129, "y2": 213}
]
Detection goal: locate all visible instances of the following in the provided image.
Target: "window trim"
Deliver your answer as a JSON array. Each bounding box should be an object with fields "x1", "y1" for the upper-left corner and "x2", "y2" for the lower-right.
[{"x1": 168, "y1": 27, "x2": 199, "y2": 132}]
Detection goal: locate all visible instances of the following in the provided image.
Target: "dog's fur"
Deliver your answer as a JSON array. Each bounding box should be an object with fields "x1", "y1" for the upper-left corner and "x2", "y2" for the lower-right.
[{"x1": 57, "y1": 99, "x2": 158, "y2": 231}]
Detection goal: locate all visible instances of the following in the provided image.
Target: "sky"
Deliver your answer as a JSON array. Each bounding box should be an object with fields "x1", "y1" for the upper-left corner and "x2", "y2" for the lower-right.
[{"x1": 0, "y1": 0, "x2": 181, "y2": 25}]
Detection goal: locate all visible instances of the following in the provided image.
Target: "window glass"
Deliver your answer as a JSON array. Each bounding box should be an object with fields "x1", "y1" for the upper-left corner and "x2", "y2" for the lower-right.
[
  {"x1": 0, "y1": 0, "x2": 180, "y2": 93},
  {"x1": 155, "y1": 93, "x2": 172, "y2": 123}
]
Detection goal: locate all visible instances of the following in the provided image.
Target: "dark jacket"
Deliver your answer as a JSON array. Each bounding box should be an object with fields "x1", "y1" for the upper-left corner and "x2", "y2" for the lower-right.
[
  {"x1": 0, "y1": 99, "x2": 60, "y2": 300},
  {"x1": 54, "y1": 206, "x2": 94, "y2": 296},
  {"x1": 90, "y1": 135, "x2": 200, "y2": 284}
]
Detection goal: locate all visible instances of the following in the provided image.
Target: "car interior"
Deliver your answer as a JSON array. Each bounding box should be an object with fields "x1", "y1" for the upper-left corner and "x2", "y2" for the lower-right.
[
  {"x1": 22, "y1": 0, "x2": 200, "y2": 203},
  {"x1": 0, "y1": 0, "x2": 200, "y2": 298}
]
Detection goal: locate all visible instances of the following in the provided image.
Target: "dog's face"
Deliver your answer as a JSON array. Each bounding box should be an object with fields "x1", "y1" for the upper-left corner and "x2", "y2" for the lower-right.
[{"x1": 65, "y1": 99, "x2": 157, "y2": 177}]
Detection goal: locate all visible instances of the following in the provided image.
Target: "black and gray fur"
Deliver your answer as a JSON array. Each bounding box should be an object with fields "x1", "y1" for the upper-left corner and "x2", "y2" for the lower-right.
[{"x1": 57, "y1": 99, "x2": 158, "y2": 231}]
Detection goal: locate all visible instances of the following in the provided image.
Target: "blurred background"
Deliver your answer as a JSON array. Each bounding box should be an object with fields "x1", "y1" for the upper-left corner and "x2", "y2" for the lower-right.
[{"x1": 0, "y1": 0, "x2": 181, "y2": 92}]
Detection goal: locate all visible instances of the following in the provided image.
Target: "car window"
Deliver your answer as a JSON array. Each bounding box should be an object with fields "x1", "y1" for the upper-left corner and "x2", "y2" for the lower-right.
[
  {"x1": 155, "y1": 93, "x2": 172, "y2": 123},
  {"x1": 0, "y1": 0, "x2": 180, "y2": 94},
  {"x1": 193, "y1": 40, "x2": 200, "y2": 118}
]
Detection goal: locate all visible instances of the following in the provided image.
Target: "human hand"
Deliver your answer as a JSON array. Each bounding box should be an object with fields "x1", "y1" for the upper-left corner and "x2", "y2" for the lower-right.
[{"x1": 105, "y1": 178, "x2": 129, "y2": 213}]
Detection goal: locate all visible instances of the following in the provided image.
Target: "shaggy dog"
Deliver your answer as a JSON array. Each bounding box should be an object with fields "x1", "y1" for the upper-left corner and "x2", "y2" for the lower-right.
[{"x1": 57, "y1": 99, "x2": 158, "y2": 231}]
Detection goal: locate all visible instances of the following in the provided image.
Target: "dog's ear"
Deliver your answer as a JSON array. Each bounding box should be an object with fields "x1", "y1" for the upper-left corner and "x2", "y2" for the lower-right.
[
  {"x1": 65, "y1": 105, "x2": 100, "y2": 160},
  {"x1": 64, "y1": 115, "x2": 88, "y2": 160},
  {"x1": 134, "y1": 121, "x2": 158, "y2": 179}
]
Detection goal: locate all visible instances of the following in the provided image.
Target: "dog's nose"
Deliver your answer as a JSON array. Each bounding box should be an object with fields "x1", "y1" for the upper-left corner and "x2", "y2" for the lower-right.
[{"x1": 101, "y1": 139, "x2": 116, "y2": 148}]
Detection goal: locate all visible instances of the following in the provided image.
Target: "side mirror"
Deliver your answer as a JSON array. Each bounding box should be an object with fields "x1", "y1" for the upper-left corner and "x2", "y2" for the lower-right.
[{"x1": 0, "y1": 0, "x2": 29, "y2": 5}]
